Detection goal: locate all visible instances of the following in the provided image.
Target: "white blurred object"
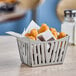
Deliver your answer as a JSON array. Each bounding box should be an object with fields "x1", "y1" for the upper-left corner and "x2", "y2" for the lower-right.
[
  {"x1": 72, "y1": 10, "x2": 76, "y2": 45},
  {"x1": 62, "y1": 22, "x2": 75, "y2": 43},
  {"x1": 61, "y1": 10, "x2": 76, "y2": 45},
  {"x1": 72, "y1": 10, "x2": 76, "y2": 21},
  {"x1": 74, "y1": 25, "x2": 76, "y2": 45}
]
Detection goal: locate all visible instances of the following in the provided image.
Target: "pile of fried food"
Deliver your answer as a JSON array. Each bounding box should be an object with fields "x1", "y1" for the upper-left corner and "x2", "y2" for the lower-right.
[{"x1": 25, "y1": 24, "x2": 66, "y2": 41}]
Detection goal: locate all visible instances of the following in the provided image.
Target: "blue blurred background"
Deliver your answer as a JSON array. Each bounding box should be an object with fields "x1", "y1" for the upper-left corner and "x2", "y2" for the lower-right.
[{"x1": 0, "y1": 0, "x2": 61, "y2": 35}]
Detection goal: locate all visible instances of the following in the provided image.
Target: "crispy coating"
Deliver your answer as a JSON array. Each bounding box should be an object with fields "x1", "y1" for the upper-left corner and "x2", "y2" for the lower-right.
[
  {"x1": 25, "y1": 33, "x2": 31, "y2": 37},
  {"x1": 58, "y1": 32, "x2": 66, "y2": 39},
  {"x1": 28, "y1": 36, "x2": 35, "y2": 40},
  {"x1": 50, "y1": 28, "x2": 58, "y2": 34},
  {"x1": 52, "y1": 32, "x2": 58, "y2": 39},
  {"x1": 25, "y1": 33, "x2": 35, "y2": 40},
  {"x1": 38, "y1": 24, "x2": 49, "y2": 34},
  {"x1": 50, "y1": 28, "x2": 57, "y2": 32},
  {"x1": 50, "y1": 28, "x2": 58, "y2": 39},
  {"x1": 30, "y1": 29, "x2": 38, "y2": 38}
]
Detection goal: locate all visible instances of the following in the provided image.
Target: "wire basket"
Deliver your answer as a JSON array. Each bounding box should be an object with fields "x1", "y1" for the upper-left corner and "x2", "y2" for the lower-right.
[{"x1": 17, "y1": 36, "x2": 69, "y2": 67}]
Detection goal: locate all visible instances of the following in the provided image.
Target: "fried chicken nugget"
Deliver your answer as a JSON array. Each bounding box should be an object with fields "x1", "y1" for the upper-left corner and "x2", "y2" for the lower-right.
[
  {"x1": 50, "y1": 28, "x2": 58, "y2": 39},
  {"x1": 52, "y1": 32, "x2": 58, "y2": 39},
  {"x1": 25, "y1": 33, "x2": 31, "y2": 37},
  {"x1": 30, "y1": 29, "x2": 38, "y2": 38},
  {"x1": 25, "y1": 33, "x2": 35, "y2": 40},
  {"x1": 28, "y1": 36, "x2": 35, "y2": 40},
  {"x1": 58, "y1": 32, "x2": 66, "y2": 39},
  {"x1": 38, "y1": 24, "x2": 49, "y2": 34}
]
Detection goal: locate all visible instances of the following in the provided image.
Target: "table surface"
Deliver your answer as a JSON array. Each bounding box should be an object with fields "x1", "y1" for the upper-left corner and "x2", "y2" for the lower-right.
[{"x1": 0, "y1": 36, "x2": 76, "y2": 76}]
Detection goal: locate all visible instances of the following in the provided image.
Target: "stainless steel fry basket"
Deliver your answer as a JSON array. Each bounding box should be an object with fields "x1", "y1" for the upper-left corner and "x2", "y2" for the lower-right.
[{"x1": 17, "y1": 36, "x2": 69, "y2": 67}]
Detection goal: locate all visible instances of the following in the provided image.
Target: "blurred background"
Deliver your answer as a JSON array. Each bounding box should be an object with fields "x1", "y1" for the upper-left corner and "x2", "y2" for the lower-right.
[{"x1": 0, "y1": 0, "x2": 76, "y2": 35}]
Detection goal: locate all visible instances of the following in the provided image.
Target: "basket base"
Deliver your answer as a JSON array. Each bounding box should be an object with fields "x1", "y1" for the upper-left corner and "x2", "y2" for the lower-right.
[{"x1": 21, "y1": 62, "x2": 63, "y2": 67}]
